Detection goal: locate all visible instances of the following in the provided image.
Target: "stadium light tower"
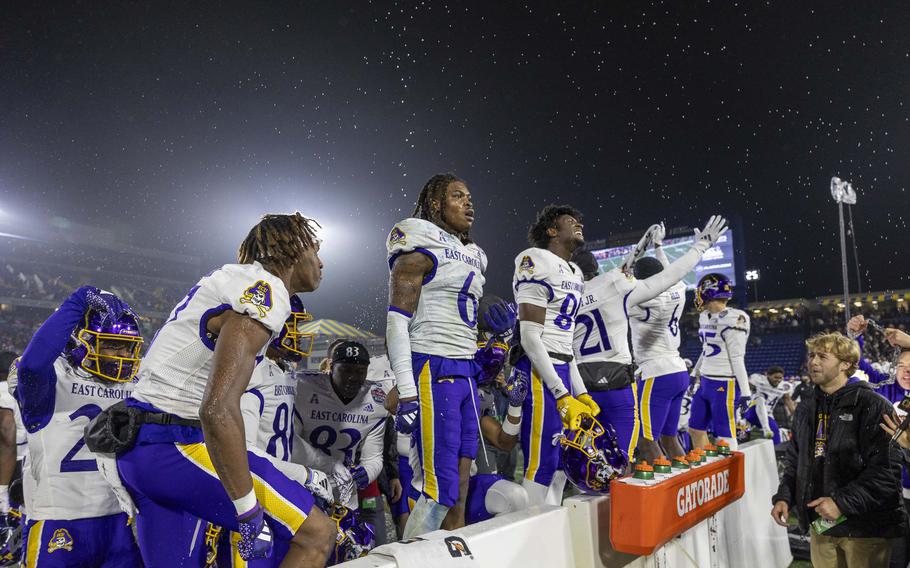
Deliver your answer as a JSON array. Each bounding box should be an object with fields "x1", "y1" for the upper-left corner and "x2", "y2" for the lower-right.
[
  {"x1": 831, "y1": 177, "x2": 857, "y2": 324},
  {"x1": 745, "y1": 269, "x2": 760, "y2": 303}
]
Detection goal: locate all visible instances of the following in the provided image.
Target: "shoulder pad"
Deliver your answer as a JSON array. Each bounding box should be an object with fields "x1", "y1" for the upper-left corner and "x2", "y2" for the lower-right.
[
  {"x1": 387, "y1": 218, "x2": 449, "y2": 257},
  {"x1": 514, "y1": 247, "x2": 549, "y2": 279}
]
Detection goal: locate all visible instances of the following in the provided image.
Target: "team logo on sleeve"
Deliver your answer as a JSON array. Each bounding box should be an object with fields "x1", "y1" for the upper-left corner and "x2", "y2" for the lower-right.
[
  {"x1": 388, "y1": 226, "x2": 406, "y2": 246},
  {"x1": 240, "y1": 280, "x2": 273, "y2": 318},
  {"x1": 518, "y1": 255, "x2": 535, "y2": 274},
  {"x1": 48, "y1": 528, "x2": 74, "y2": 553},
  {"x1": 371, "y1": 386, "x2": 387, "y2": 404}
]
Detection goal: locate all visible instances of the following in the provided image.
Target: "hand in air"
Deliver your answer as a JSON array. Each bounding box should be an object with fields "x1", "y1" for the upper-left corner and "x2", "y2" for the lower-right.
[
  {"x1": 693, "y1": 215, "x2": 728, "y2": 247},
  {"x1": 483, "y1": 301, "x2": 517, "y2": 335}
]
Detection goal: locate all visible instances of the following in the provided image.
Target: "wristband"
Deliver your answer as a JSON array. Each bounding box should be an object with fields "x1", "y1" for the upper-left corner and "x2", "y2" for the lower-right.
[
  {"x1": 502, "y1": 411, "x2": 522, "y2": 436},
  {"x1": 507, "y1": 405, "x2": 522, "y2": 418},
  {"x1": 232, "y1": 488, "x2": 257, "y2": 516}
]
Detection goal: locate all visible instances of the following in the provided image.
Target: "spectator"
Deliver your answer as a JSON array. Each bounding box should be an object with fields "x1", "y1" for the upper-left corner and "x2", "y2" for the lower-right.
[{"x1": 772, "y1": 332, "x2": 906, "y2": 567}]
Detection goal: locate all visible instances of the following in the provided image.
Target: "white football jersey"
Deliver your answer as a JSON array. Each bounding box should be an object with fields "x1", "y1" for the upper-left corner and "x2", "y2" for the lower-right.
[
  {"x1": 241, "y1": 357, "x2": 298, "y2": 462},
  {"x1": 573, "y1": 269, "x2": 634, "y2": 365},
  {"x1": 750, "y1": 374, "x2": 793, "y2": 411},
  {"x1": 629, "y1": 281, "x2": 688, "y2": 378},
  {"x1": 387, "y1": 218, "x2": 487, "y2": 359},
  {"x1": 698, "y1": 308, "x2": 751, "y2": 380},
  {"x1": 513, "y1": 247, "x2": 585, "y2": 356},
  {"x1": 133, "y1": 262, "x2": 291, "y2": 419},
  {"x1": 292, "y1": 370, "x2": 392, "y2": 508},
  {"x1": 0, "y1": 382, "x2": 26, "y2": 459},
  {"x1": 25, "y1": 359, "x2": 136, "y2": 520}
]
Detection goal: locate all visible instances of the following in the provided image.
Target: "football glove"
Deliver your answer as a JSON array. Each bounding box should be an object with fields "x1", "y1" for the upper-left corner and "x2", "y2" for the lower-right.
[
  {"x1": 331, "y1": 462, "x2": 355, "y2": 505},
  {"x1": 651, "y1": 222, "x2": 666, "y2": 247},
  {"x1": 693, "y1": 215, "x2": 728, "y2": 248},
  {"x1": 351, "y1": 465, "x2": 370, "y2": 490},
  {"x1": 577, "y1": 393, "x2": 601, "y2": 417},
  {"x1": 556, "y1": 395, "x2": 590, "y2": 430},
  {"x1": 505, "y1": 368, "x2": 530, "y2": 407},
  {"x1": 483, "y1": 301, "x2": 517, "y2": 335},
  {"x1": 304, "y1": 467, "x2": 335, "y2": 505},
  {"x1": 236, "y1": 504, "x2": 273, "y2": 561},
  {"x1": 395, "y1": 400, "x2": 419, "y2": 434}
]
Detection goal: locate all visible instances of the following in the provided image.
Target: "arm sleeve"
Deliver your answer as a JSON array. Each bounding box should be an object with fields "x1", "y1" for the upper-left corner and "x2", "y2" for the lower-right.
[
  {"x1": 654, "y1": 246, "x2": 670, "y2": 268},
  {"x1": 386, "y1": 309, "x2": 416, "y2": 399},
  {"x1": 17, "y1": 286, "x2": 93, "y2": 432},
  {"x1": 519, "y1": 320, "x2": 569, "y2": 399},
  {"x1": 359, "y1": 420, "x2": 386, "y2": 484},
  {"x1": 692, "y1": 353, "x2": 704, "y2": 377},
  {"x1": 626, "y1": 239, "x2": 712, "y2": 307},
  {"x1": 724, "y1": 328, "x2": 752, "y2": 397},
  {"x1": 569, "y1": 359, "x2": 587, "y2": 397},
  {"x1": 754, "y1": 397, "x2": 771, "y2": 431}
]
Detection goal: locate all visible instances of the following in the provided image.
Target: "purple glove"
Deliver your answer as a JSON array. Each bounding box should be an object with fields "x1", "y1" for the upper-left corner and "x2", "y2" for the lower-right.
[
  {"x1": 351, "y1": 465, "x2": 370, "y2": 489},
  {"x1": 395, "y1": 400, "x2": 419, "y2": 434},
  {"x1": 475, "y1": 338, "x2": 508, "y2": 386},
  {"x1": 505, "y1": 368, "x2": 530, "y2": 407},
  {"x1": 236, "y1": 504, "x2": 273, "y2": 560},
  {"x1": 483, "y1": 301, "x2": 517, "y2": 335},
  {"x1": 736, "y1": 396, "x2": 751, "y2": 417}
]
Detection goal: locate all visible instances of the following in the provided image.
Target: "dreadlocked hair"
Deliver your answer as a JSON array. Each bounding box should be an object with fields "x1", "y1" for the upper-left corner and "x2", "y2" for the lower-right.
[
  {"x1": 528, "y1": 204, "x2": 582, "y2": 248},
  {"x1": 412, "y1": 173, "x2": 471, "y2": 244},
  {"x1": 238, "y1": 212, "x2": 321, "y2": 270}
]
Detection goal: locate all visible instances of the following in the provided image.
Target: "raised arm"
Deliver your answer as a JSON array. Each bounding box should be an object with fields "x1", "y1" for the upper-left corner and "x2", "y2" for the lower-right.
[{"x1": 626, "y1": 216, "x2": 727, "y2": 307}]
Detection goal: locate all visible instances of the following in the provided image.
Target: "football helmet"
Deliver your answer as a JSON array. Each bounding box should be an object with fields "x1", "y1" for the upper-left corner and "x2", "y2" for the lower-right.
[
  {"x1": 695, "y1": 273, "x2": 733, "y2": 310},
  {"x1": 475, "y1": 338, "x2": 508, "y2": 386},
  {"x1": 270, "y1": 295, "x2": 315, "y2": 361},
  {"x1": 325, "y1": 503, "x2": 374, "y2": 566},
  {"x1": 561, "y1": 415, "x2": 627, "y2": 494},
  {"x1": 67, "y1": 292, "x2": 143, "y2": 382}
]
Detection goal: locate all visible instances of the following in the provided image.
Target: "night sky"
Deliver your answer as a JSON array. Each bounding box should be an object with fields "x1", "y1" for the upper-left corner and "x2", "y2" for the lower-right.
[{"x1": 2, "y1": 2, "x2": 908, "y2": 331}]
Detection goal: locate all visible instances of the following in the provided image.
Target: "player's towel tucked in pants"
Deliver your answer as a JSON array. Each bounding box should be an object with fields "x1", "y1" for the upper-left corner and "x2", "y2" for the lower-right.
[
  {"x1": 411, "y1": 353, "x2": 480, "y2": 508},
  {"x1": 744, "y1": 405, "x2": 781, "y2": 444},
  {"x1": 688, "y1": 377, "x2": 740, "y2": 438},
  {"x1": 23, "y1": 513, "x2": 140, "y2": 568},
  {"x1": 638, "y1": 371, "x2": 690, "y2": 441},
  {"x1": 116, "y1": 402, "x2": 315, "y2": 568},
  {"x1": 588, "y1": 383, "x2": 640, "y2": 460},
  {"x1": 516, "y1": 356, "x2": 571, "y2": 487}
]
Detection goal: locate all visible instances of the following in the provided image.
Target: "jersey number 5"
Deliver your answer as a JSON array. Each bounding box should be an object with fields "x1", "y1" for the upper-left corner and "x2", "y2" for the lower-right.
[{"x1": 699, "y1": 331, "x2": 722, "y2": 357}]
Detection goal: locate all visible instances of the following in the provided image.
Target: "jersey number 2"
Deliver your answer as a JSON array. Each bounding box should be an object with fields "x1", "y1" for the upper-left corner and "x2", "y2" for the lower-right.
[{"x1": 60, "y1": 404, "x2": 103, "y2": 473}]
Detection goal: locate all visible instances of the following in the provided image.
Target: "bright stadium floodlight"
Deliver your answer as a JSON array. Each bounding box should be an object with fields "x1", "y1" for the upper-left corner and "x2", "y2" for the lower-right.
[
  {"x1": 831, "y1": 176, "x2": 859, "y2": 323},
  {"x1": 745, "y1": 270, "x2": 760, "y2": 281}
]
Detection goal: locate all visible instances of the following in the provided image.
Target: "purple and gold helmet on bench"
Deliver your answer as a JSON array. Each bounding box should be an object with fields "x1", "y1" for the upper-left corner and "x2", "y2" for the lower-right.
[
  {"x1": 270, "y1": 295, "x2": 316, "y2": 361},
  {"x1": 561, "y1": 415, "x2": 627, "y2": 494},
  {"x1": 325, "y1": 503, "x2": 375, "y2": 565},
  {"x1": 68, "y1": 291, "x2": 143, "y2": 383}
]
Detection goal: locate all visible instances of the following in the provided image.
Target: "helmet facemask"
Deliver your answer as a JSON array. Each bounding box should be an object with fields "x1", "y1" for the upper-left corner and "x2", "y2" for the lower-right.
[{"x1": 73, "y1": 310, "x2": 143, "y2": 382}]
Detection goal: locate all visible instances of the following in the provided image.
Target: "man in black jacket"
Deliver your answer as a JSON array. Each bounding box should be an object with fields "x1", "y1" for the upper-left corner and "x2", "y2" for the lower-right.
[{"x1": 772, "y1": 332, "x2": 906, "y2": 568}]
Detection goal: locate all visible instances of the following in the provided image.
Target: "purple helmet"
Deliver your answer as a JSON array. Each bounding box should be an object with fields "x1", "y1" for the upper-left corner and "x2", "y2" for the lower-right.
[
  {"x1": 269, "y1": 295, "x2": 315, "y2": 362},
  {"x1": 326, "y1": 503, "x2": 374, "y2": 565},
  {"x1": 68, "y1": 292, "x2": 143, "y2": 383},
  {"x1": 736, "y1": 420, "x2": 752, "y2": 444},
  {"x1": 561, "y1": 415, "x2": 628, "y2": 494},
  {"x1": 695, "y1": 273, "x2": 733, "y2": 310},
  {"x1": 475, "y1": 338, "x2": 508, "y2": 386}
]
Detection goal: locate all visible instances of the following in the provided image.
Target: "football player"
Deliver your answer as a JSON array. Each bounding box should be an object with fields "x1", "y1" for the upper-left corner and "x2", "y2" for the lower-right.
[
  {"x1": 116, "y1": 213, "x2": 336, "y2": 568},
  {"x1": 689, "y1": 272, "x2": 752, "y2": 450},
  {"x1": 389, "y1": 361, "x2": 529, "y2": 525},
  {"x1": 292, "y1": 342, "x2": 391, "y2": 512},
  {"x1": 385, "y1": 174, "x2": 490, "y2": 536},
  {"x1": 512, "y1": 204, "x2": 594, "y2": 506},
  {"x1": 571, "y1": 217, "x2": 728, "y2": 463},
  {"x1": 744, "y1": 367, "x2": 792, "y2": 444},
  {"x1": 15, "y1": 287, "x2": 143, "y2": 566}
]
